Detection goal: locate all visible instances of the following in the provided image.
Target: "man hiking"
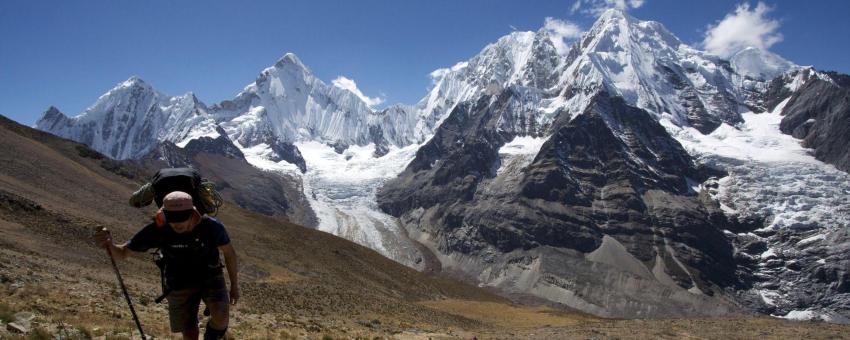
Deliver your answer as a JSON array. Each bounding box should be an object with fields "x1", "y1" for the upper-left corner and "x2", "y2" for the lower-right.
[{"x1": 95, "y1": 191, "x2": 239, "y2": 340}]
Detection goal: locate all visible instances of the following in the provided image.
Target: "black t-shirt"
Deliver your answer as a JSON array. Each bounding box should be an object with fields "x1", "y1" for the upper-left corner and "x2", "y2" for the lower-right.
[{"x1": 127, "y1": 217, "x2": 231, "y2": 289}]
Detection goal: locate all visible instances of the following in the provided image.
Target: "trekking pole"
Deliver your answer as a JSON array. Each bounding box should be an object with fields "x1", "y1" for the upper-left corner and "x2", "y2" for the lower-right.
[{"x1": 103, "y1": 228, "x2": 147, "y2": 339}]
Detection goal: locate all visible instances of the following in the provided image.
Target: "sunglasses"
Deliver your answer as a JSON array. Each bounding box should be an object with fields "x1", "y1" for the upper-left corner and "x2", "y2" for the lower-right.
[{"x1": 163, "y1": 209, "x2": 193, "y2": 223}]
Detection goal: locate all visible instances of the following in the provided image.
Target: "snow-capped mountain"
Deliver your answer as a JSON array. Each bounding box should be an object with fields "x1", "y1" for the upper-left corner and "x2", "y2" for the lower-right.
[
  {"x1": 556, "y1": 9, "x2": 798, "y2": 132},
  {"x1": 33, "y1": 8, "x2": 850, "y2": 322},
  {"x1": 213, "y1": 53, "x2": 421, "y2": 151},
  {"x1": 36, "y1": 77, "x2": 220, "y2": 160},
  {"x1": 417, "y1": 29, "x2": 563, "y2": 138},
  {"x1": 37, "y1": 55, "x2": 424, "y2": 161},
  {"x1": 417, "y1": 9, "x2": 798, "y2": 138},
  {"x1": 379, "y1": 8, "x2": 848, "y2": 320}
]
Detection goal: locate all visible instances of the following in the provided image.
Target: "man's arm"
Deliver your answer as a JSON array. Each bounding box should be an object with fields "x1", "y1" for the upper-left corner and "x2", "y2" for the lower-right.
[
  {"x1": 220, "y1": 243, "x2": 239, "y2": 305},
  {"x1": 94, "y1": 228, "x2": 134, "y2": 260}
]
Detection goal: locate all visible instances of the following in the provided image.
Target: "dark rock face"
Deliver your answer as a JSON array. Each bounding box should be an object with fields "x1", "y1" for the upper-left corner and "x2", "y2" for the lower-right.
[
  {"x1": 145, "y1": 142, "x2": 193, "y2": 167},
  {"x1": 267, "y1": 139, "x2": 307, "y2": 173},
  {"x1": 37, "y1": 106, "x2": 72, "y2": 131},
  {"x1": 762, "y1": 74, "x2": 795, "y2": 112},
  {"x1": 378, "y1": 90, "x2": 745, "y2": 317},
  {"x1": 657, "y1": 63, "x2": 721, "y2": 133},
  {"x1": 368, "y1": 125, "x2": 390, "y2": 158},
  {"x1": 140, "y1": 136, "x2": 316, "y2": 226},
  {"x1": 747, "y1": 227, "x2": 850, "y2": 316},
  {"x1": 329, "y1": 141, "x2": 349, "y2": 154},
  {"x1": 184, "y1": 134, "x2": 245, "y2": 160},
  {"x1": 378, "y1": 90, "x2": 514, "y2": 218},
  {"x1": 516, "y1": 94, "x2": 737, "y2": 283},
  {"x1": 779, "y1": 77, "x2": 850, "y2": 172},
  {"x1": 522, "y1": 30, "x2": 561, "y2": 89}
]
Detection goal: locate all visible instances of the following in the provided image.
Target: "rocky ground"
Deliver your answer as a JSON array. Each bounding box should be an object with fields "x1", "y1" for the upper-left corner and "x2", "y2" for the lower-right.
[{"x1": 2, "y1": 245, "x2": 849, "y2": 340}]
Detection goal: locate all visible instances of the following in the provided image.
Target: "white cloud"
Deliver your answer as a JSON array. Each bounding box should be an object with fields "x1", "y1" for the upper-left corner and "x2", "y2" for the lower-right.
[
  {"x1": 703, "y1": 2, "x2": 783, "y2": 58},
  {"x1": 543, "y1": 17, "x2": 583, "y2": 55},
  {"x1": 571, "y1": 0, "x2": 645, "y2": 15},
  {"x1": 331, "y1": 76, "x2": 385, "y2": 108}
]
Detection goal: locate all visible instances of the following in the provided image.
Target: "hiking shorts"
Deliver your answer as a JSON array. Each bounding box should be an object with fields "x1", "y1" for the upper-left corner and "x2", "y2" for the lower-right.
[{"x1": 165, "y1": 274, "x2": 229, "y2": 333}]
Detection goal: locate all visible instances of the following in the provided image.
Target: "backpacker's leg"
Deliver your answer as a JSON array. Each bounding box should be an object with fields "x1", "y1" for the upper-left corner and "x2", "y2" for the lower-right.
[
  {"x1": 204, "y1": 301, "x2": 229, "y2": 338},
  {"x1": 203, "y1": 321, "x2": 227, "y2": 340},
  {"x1": 202, "y1": 275, "x2": 230, "y2": 339},
  {"x1": 166, "y1": 288, "x2": 202, "y2": 340},
  {"x1": 182, "y1": 327, "x2": 200, "y2": 340}
]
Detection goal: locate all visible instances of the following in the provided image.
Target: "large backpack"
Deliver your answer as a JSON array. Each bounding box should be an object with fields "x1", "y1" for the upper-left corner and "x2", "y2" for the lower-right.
[{"x1": 129, "y1": 167, "x2": 223, "y2": 216}]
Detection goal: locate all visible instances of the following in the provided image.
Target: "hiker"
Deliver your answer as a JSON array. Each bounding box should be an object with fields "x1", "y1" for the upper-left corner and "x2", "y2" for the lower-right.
[{"x1": 95, "y1": 191, "x2": 239, "y2": 340}]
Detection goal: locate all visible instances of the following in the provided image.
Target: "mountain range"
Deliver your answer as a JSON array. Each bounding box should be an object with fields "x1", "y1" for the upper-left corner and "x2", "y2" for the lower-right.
[{"x1": 34, "y1": 9, "x2": 850, "y2": 322}]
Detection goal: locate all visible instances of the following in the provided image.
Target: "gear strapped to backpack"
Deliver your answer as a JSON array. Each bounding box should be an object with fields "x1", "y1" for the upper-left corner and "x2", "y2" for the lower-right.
[
  {"x1": 129, "y1": 167, "x2": 223, "y2": 216},
  {"x1": 128, "y1": 167, "x2": 225, "y2": 303}
]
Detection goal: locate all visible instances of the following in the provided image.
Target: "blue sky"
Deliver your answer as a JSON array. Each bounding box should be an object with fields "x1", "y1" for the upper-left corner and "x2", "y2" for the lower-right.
[{"x1": 2, "y1": 0, "x2": 849, "y2": 125}]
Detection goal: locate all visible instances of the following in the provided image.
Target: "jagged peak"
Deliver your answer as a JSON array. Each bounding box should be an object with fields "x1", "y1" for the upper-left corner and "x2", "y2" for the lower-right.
[
  {"x1": 43, "y1": 105, "x2": 64, "y2": 116},
  {"x1": 101, "y1": 76, "x2": 159, "y2": 99},
  {"x1": 531, "y1": 27, "x2": 563, "y2": 49},
  {"x1": 104, "y1": 76, "x2": 157, "y2": 97},
  {"x1": 120, "y1": 75, "x2": 149, "y2": 88},
  {"x1": 579, "y1": 8, "x2": 682, "y2": 54},
  {"x1": 37, "y1": 106, "x2": 68, "y2": 125},
  {"x1": 491, "y1": 31, "x2": 536, "y2": 51},
  {"x1": 475, "y1": 31, "x2": 538, "y2": 73},
  {"x1": 182, "y1": 91, "x2": 200, "y2": 103},
  {"x1": 429, "y1": 29, "x2": 557, "y2": 87},
  {"x1": 253, "y1": 52, "x2": 314, "y2": 85},
  {"x1": 460, "y1": 31, "x2": 536, "y2": 66},
  {"x1": 597, "y1": 8, "x2": 633, "y2": 22},
  {"x1": 176, "y1": 91, "x2": 209, "y2": 110},
  {"x1": 274, "y1": 52, "x2": 308, "y2": 70},
  {"x1": 533, "y1": 25, "x2": 565, "y2": 41},
  {"x1": 34, "y1": 104, "x2": 73, "y2": 132}
]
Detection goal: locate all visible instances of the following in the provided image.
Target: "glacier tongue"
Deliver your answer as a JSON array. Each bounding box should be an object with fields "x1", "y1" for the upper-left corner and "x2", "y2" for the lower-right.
[
  {"x1": 295, "y1": 141, "x2": 424, "y2": 268},
  {"x1": 230, "y1": 136, "x2": 424, "y2": 267},
  {"x1": 664, "y1": 97, "x2": 850, "y2": 232}
]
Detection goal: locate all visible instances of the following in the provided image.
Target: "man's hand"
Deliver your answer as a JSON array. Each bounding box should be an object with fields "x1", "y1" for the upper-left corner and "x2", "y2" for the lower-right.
[
  {"x1": 230, "y1": 284, "x2": 240, "y2": 305},
  {"x1": 94, "y1": 227, "x2": 129, "y2": 259},
  {"x1": 94, "y1": 227, "x2": 113, "y2": 249}
]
